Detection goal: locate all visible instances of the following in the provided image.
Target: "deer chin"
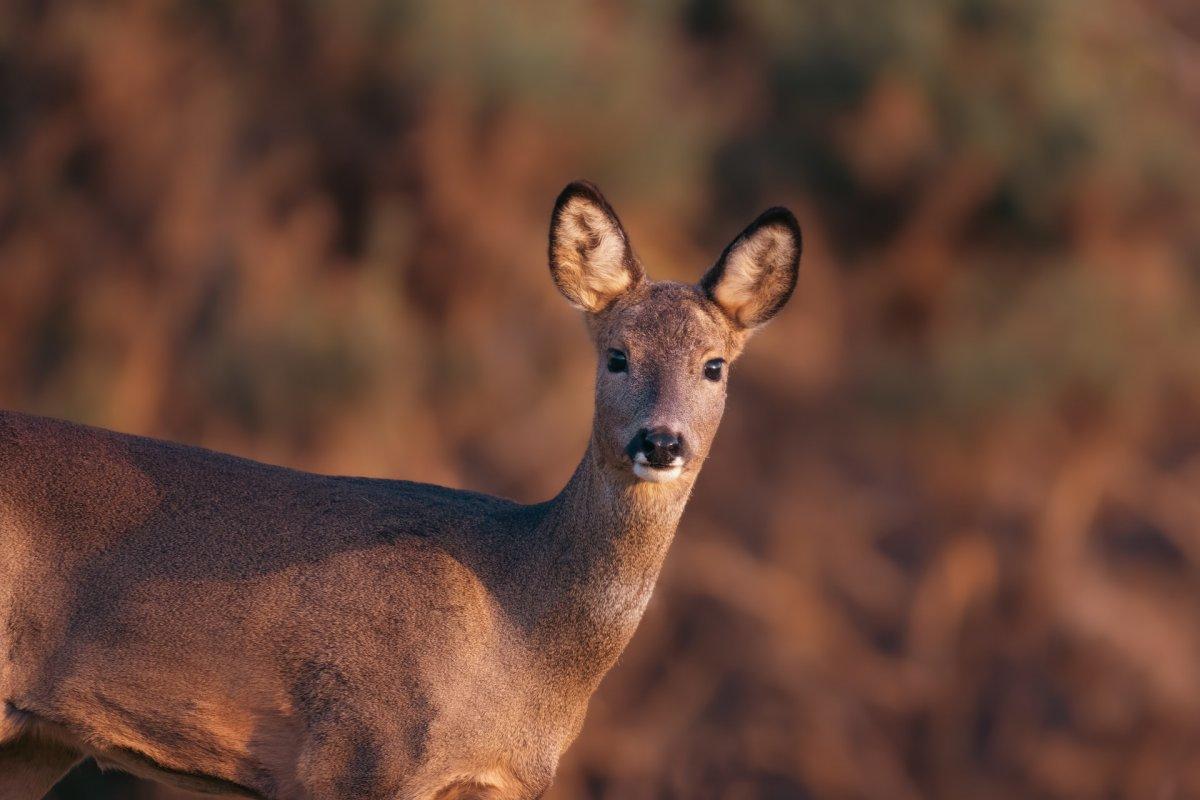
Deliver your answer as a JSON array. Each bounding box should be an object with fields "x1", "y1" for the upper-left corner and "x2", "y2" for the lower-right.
[{"x1": 632, "y1": 454, "x2": 684, "y2": 484}]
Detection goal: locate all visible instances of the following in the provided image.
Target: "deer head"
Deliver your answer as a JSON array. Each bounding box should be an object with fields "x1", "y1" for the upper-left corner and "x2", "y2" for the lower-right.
[{"x1": 549, "y1": 181, "x2": 801, "y2": 486}]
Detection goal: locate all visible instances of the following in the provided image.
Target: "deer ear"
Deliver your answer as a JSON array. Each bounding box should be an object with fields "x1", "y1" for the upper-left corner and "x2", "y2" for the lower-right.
[
  {"x1": 700, "y1": 208, "x2": 802, "y2": 329},
  {"x1": 549, "y1": 181, "x2": 644, "y2": 313}
]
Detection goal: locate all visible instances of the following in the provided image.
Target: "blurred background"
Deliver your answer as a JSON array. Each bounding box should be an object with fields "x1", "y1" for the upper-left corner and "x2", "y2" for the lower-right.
[{"x1": 3, "y1": 0, "x2": 1200, "y2": 797}]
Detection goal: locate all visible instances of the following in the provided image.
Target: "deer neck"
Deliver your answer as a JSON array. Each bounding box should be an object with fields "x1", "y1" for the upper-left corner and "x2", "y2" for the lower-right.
[{"x1": 524, "y1": 442, "x2": 695, "y2": 681}]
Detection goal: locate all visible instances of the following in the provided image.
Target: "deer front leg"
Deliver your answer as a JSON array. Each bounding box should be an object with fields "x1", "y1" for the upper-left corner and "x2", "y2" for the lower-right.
[
  {"x1": 429, "y1": 776, "x2": 551, "y2": 800},
  {"x1": 0, "y1": 737, "x2": 82, "y2": 800},
  {"x1": 432, "y1": 781, "x2": 504, "y2": 799}
]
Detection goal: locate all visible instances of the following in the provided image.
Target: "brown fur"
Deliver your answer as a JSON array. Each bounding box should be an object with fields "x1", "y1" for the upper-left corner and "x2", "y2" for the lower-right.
[
  {"x1": 701, "y1": 207, "x2": 802, "y2": 328},
  {"x1": 548, "y1": 181, "x2": 644, "y2": 313},
  {"x1": 0, "y1": 182, "x2": 799, "y2": 799}
]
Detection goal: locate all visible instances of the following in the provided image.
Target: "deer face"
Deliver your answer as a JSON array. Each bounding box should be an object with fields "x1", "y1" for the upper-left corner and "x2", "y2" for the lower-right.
[{"x1": 549, "y1": 181, "x2": 801, "y2": 485}]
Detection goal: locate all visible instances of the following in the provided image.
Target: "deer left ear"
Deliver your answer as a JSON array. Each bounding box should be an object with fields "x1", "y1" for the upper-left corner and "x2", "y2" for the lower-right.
[
  {"x1": 700, "y1": 208, "x2": 802, "y2": 329},
  {"x1": 549, "y1": 181, "x2": 644, "y2": 314}
]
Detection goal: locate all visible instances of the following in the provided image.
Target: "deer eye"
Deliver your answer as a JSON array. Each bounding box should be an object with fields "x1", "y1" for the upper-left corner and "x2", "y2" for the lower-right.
[
  {"x1": 607, "y1": 349, "x2": 628, "y2": 373},
  {"x1": 703, "y1": 358, "x2": 725, "y2": 382}
]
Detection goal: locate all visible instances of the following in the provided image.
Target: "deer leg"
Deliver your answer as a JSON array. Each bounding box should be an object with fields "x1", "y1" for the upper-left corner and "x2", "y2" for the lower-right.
[
  {"x1": 432, "y1": 780, "x2": 504, "y2": 799},
  {"x1": 430, "y1": 779, "x2": 552, "y2": 800},
  {"x1": 0, "y1": 737, "x2": 82, "y2": 800}
]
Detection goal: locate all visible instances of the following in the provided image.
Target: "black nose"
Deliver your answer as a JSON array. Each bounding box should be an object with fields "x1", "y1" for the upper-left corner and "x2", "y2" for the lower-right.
[{"x1": 639, "y1": 427, "x2": 683, "y2": 467}]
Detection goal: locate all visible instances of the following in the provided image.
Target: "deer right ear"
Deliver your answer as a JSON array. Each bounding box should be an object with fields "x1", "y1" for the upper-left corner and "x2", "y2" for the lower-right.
[
  {"x1": 549, "y1": 181, "x2": 644, "y2": 313},
  {"x1": 700, "y1": 207, "x2": 802, "y2": 329}
]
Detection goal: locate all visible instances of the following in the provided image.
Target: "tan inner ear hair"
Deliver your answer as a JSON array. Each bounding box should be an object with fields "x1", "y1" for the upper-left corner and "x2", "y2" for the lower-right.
[
  {"x1": 712, "y1": 224, "x2": 797, "y2": 327},
  {"x1": 552, "y1": 196, "x2": 633, "y2": 312}
]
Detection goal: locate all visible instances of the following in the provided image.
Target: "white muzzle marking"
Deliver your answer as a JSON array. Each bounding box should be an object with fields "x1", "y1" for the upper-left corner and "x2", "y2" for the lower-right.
[{"x1": 632, "y1": 453, "x2": 684, "y2": 483}]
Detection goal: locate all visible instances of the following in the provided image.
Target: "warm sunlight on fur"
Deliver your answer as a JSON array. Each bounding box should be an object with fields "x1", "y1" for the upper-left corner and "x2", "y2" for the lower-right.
[
  {"x1": 549, "y1": 188, "x2": 641, "y2": 313},
  {"x1": 704, "y1": 213, "x2": 801, "y2": 329},
  {"x1": 0, "y1": 181, "x2": 799, "y2": 800}
]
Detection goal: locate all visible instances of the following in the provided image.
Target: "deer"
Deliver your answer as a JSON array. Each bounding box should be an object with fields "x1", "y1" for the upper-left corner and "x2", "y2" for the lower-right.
[{"x1": 0, "y1": 181, "x2": 801, "y2": 799}]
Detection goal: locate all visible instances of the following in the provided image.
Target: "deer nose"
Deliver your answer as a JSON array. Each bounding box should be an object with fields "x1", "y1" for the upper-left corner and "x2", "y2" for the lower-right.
[{"x1": 639, "y1": 427, "x2": 683, "y2": 467}]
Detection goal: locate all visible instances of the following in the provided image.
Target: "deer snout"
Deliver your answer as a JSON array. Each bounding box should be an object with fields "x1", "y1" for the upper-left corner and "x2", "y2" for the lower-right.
[
  {"x1": 628, "y1": 427, "x2": 687, "y2": 483},
  {"x1": 641, "y1": 428, "x2": 682, "y2": 465},
  {"x1": 630, "y1": 427, "x2": 685, "y2": 468}
]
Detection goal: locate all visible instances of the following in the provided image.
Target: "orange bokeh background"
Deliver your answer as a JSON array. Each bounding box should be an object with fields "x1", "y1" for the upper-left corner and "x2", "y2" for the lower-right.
[{"x1": 3, "y1": 1, "x2": 1199, "y2": 797}]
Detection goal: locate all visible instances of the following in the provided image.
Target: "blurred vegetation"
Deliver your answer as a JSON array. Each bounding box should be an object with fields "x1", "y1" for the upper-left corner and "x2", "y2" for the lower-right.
[{"x1": 2, "y1": 0, "x2": 1199, "y2": 797}]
